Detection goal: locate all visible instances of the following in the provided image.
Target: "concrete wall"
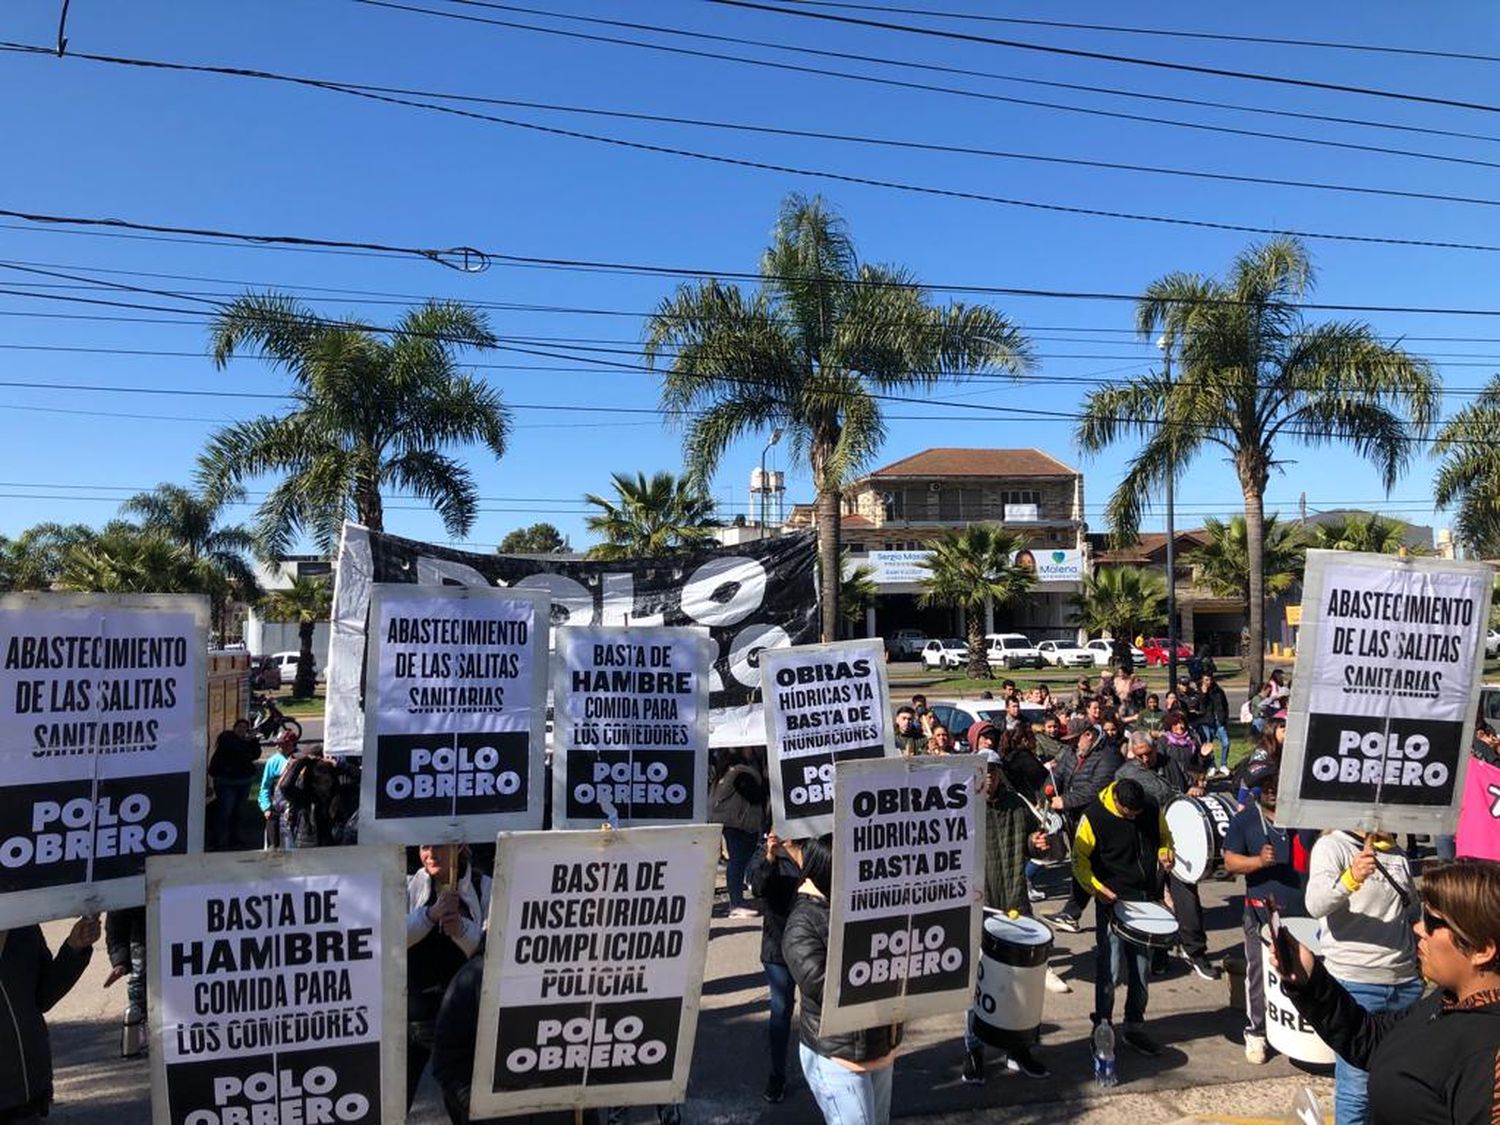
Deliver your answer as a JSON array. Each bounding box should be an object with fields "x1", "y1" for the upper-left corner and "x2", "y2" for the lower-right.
[{"x1": 245, "y1": 612, "x2": 331, "y2": 670}]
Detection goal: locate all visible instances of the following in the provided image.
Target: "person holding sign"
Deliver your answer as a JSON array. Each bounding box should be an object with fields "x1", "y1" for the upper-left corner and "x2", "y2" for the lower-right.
[
  {"x1": 1273, "y1": 858, "x2": 1500, "y2": 1125},
  {"x1": 0, "y1": 916, "x2": 100, "y2": 1122},
  {"x1": 782, "y1": 837, "x2": 903, "y2": 1125},
  {"x1": 407, "y1": 843, "x2": 492, "y2": 1110},
  {"x1": 747, "y1": 832, "x2": 804, "y2": 1104}
]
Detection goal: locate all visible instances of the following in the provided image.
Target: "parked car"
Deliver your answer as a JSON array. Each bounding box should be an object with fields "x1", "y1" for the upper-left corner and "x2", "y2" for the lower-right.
[
  {"x1": 925, "y1": 698, "x2": 1048, "y2": 744},
  {"x1": 249, "y1": 655, "x2": 281, "y2": 692},
  {"x1": 1141, "y1": 636, "x2": 1194, "y2": 667},
  {"x1": 1487, "y1": 629, "x2": 1500, "y2": 659},
  {"x1": 269, "y1": 650, "x2": 323, "y2": 686},
  {"x1": 1083, "y1": 638, "x2": 1147, "y2": 668},
  {"x1": 920, "y1": 638, "x2": 969, "y2": 670},
  {"x1": 984, "y1": 633, "x2": 1044, "y2": 670},
  {"x1": 1036, "y1": 639, "x2": 1094, "y2": 668},
  {"x1": 889, "y1": 629, "x2": 930, "y2": 659}
]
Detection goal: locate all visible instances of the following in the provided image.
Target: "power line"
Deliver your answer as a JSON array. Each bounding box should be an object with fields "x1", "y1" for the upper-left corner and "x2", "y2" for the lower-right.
[
  {"x1": 715, "y1": 0, "x2": 1500, "y2": 114},
  {"x1": 777, "y1": 0, "x2": 1500, "y2": 65}
]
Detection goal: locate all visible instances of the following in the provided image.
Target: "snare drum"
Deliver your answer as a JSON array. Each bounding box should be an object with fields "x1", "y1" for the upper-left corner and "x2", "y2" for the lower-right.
[
  {"x1": 1110, "y1": 900, "x2": 1180, "y2": 950},
  {"x1": 1164, "y1": 793, "x2": 1238, "y2": 884}
]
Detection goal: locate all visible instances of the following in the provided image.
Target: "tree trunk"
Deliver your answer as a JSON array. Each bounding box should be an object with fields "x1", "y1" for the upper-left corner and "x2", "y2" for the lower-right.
[
  {"x1": 293, "y1": 619, "x2": 317, "y2": 699},
  {"x1": 816, "y1": 486, "x2": 841, "y2": 643},
  {"x1": 355, "y1": 451, "x2": 383, "y2": 532},
  {"x1": 965, "y1": 605, "x2": 990, "y2": 679},
  {"x1": 1242, "y1": 484, "x2": 1267, "y2": 688}
]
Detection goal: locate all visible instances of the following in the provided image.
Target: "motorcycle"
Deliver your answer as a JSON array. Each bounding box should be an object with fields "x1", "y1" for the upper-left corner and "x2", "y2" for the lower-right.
[{"x1": 250, "y1": 692, "x2": 302, "y2": 744}]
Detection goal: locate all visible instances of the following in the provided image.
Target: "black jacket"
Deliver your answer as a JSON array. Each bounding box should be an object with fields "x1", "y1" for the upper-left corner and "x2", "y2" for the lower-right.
[
  {"x1": 747, "y1": 851, "x2": 800, "y2": 966},
  {"x1": 209, "y1": 729, "x2": 261, "y2": 781},
  {"x1": 0, "y1": 926, "x2": 93, "y2": 1118},
  {"x1": 1198, "y1": 684, "x2": 1230, "y2": 727},
  {"x1": 782, "y1": 893, "x2": 903, "y2": 1062},
  {"x1": 1056, "y1": 744, "x2": 1124, "y2": 813},
  {"x1": 431, "y1": 953, "x2": 489, "y2": 1125},
  {"x1": 1284, "y1": 962, "x2": 1500, "y2": 1125}
]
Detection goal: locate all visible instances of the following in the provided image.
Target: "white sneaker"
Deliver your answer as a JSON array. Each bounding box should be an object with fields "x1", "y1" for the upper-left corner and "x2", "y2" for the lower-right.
[
  {"x1": 1244, "y1": 1032, "x2": 1267, "y2": 1065},
  {"x1": 1044, "y1": 968, "x2": 1072, "y2": 994}
]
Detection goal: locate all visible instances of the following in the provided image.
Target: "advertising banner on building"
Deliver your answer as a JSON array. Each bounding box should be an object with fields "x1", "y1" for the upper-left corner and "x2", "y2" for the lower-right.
[
  {"x1": 1277, "y1": 551, "x2": 1493, "y2": 835},
  {"x1": 359, "y1": 584, "x2": 547, "y2": 843},
  {"x1": 763, "y1": 639, "x2": 894, "y2": 839},
  {"x1": 551, "y1": 626, "x2": 712, "y2": 828},
  {"x1": 146, "y1": 847, "x2": 406, "y2": 1125},
  {"x1": 469, "y1": 825, "x2": 718, "y2": 1117},
  {"x1": 326, "y1": 524, "x2": 819, "y2": 756},
  {"x1": 0, "y1": 592, "x2": 207, "y2": 928},
  {"x1": 1013, "y1": 548, "x2": 1084, "y2": 584},
  {"x1": 866, "y1": 551, "x2": 931, "y2": 586},
  {"x1": 820, "y1": 755, "x2": 984, "y2": 1036}
]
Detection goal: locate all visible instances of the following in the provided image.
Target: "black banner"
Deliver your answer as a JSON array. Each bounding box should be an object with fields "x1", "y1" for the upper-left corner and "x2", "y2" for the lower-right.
[
  {"x1": 164, "y1": 1043, "x2": 380, "y2": 1125},
  {"x1": 837, "y1": 905, "x2": 972, "y2": 1006},
  {"x1": 1300, "y1": 712, "x2": 1464, "y2": 806}
]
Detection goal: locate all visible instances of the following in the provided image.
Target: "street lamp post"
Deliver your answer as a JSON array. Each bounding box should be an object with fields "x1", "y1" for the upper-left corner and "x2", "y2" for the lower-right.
[
  {"x1": 760, "y1": 428, "x2": 783, "y2": 533},
  {"x1": 1158, "y1": 335, "x2": 1179, "y2": 691}
]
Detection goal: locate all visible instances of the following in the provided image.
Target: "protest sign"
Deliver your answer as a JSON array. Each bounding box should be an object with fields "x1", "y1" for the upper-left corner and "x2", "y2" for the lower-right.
[
  {"x1": 820, "y1": 755, "x2": 984, "y2": 1036},
  {"x1": 1278, "y1": 551, "x2": 1494, "y2": 835},
  {"x1": 762, "y1": 639, "x2": 893, "y2": 838},
  {"x1": 325, "y1": 524, "x2": 819, "y2": 756},
  {"x1": 552, "y1": 626, "x2": 712, "y2": 828},
  {"x1": 0, "y1": 592, "x2": 207, "y2": 928},
  {"x1": 359, "y1": 584, "x2": 547, "y2": 842},
  {"x1": 146, "y1": 847, "x2": 406, "y2": 1125},
  {"x1": 1456, "y1": 753, "x2": 1500, "y2": 860},
  {"x1": 470, "y1": 825, "x2": 717, "y2": 1117}
]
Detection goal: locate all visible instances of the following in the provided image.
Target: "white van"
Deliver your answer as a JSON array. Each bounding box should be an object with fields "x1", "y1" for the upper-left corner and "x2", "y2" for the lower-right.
[
  {"x1": 268, "y1": 650, "x2": 321, "y2": 685},
  {"x1": 984, "y1": 633, "x2": 1043, "y2": 670}
]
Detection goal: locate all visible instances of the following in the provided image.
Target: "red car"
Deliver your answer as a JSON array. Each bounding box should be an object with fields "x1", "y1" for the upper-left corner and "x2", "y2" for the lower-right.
[{"x1": 1141, "y1": 637, "x2": 1193, "y2": 666}]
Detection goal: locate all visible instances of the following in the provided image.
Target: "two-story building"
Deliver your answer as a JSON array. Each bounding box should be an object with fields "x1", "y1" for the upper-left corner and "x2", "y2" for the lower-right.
[{"x1": 784, "y1": 447, "x2": 1088, "y2": 640}]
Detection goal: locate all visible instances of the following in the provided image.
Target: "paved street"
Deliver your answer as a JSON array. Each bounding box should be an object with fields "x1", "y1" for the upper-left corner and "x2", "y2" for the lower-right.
[{"x1": 40, "y1": 855, "x2": 1332, "y2": 1124}]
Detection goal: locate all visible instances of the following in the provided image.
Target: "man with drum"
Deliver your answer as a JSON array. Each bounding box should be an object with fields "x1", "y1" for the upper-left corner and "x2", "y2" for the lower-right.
[
  {"x1": 1116, "y1": 731, "x2": 1222, "y2": 983},
  {"x1": 1222, "y1": 764, "x2": 1308, "y2": 1065},
  {"x1": 1072, "y1": 776, "x2": 1176, "y2": 1060}
]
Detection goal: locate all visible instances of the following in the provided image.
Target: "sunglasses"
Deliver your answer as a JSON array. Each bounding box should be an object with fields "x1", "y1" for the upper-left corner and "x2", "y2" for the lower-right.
[{"x1": 1422, "y1": 906, "x2": 1468, "y2": 946}]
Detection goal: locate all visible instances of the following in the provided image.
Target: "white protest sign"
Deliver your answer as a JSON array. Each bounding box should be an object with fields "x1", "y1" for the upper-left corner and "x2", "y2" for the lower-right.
[
  {"x1": 146, "y1": 847, "x2": 406, "y2": 1125},
  {"x1": 1278, "y1": 550, "x2": 1494, "y2": 835},
  {"x1": 470, "y1": 825, "x2": 718, "y2": 1117},
  {"x1": 0, "y1": 592, "x2": 207, "y2": 928},
  {"x1": 821, "y1": 755, "x2": 984, "y2": 1036},
  {"x1": 763, "y1": 639, "x2": 893, "y2": 838},
  {"x1": 359, "y1": 584, "x2": 547, "y2": 843},
  {"x1": 552, "y1": 626, "x2": 712, "y2": 828}
]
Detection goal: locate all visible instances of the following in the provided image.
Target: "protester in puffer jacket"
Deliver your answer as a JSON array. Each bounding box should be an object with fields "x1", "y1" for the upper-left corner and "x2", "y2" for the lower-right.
[
  {"x1": 782, "y1": 836, "x2": 902, "y2": 1125},
  {"x1": 430, "y1": 953, "x2": 488, "y2": 1125},
  {"x1": 0, "y1": 917, "x2": 100, "y2": 1121}
]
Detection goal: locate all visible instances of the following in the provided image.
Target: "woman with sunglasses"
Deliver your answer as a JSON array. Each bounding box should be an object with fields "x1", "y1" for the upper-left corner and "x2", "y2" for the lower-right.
[{"x1": 1274, "y1": 858, "x2": 1500, "y2": 1125}]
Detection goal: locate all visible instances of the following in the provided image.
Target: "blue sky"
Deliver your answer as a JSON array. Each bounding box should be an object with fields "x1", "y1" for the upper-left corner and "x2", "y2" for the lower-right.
[{"x1": 1, "y1": 0, "x2": 1497, "y2": 552}]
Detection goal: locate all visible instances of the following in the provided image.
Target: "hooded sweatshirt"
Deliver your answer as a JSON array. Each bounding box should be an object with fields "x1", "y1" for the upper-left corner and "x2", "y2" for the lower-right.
[{"x1": 1304, "y1": 831, "x2": 1418, "y2": 985}]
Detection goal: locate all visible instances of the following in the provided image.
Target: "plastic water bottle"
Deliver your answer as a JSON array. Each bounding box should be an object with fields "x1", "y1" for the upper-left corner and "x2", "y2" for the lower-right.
[{"x1": 1092, "y1": 1020, "x2": 1118, "y2": 1088}]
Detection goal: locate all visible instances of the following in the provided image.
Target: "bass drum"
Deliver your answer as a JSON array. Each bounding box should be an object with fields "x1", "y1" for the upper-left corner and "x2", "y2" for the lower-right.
[
  {"x1": 971, "y1": 912, "x2": 1053, "y2": 1048},
  {"x1": 1164, "y1": 792, "x2": 1238, "y2": 884}
]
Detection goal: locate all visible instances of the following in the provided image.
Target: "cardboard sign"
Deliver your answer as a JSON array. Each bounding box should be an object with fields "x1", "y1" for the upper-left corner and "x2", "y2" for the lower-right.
[
  {"x1": 551, "y1": 626, "x2": 712, "y2": 828},
  {"x1": 763, "y1": 639, "x2": 893, "y2": 838},
  {"x1": 821, "y1": 756, "x2": 984, "y2": 1036},
  {"x1": 0, "y1": 592, "x2": 207, "y2": 928},
  {"x1": 1277, "y1": 551, "x2": 1493, "y2": 835},
  {"x1": 147, "y1": 847, "x2": 406, "y2": 1125},
  {"x1": 359, "y1": 585, "x2": 547, "y2": 843},
  {"x1": 470, "y1": 825, "x2": 717, "y2": 1116}
]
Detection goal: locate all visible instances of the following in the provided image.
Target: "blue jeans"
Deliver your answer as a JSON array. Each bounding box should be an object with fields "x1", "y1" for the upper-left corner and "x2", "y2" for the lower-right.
[
  {"x1": 1434, "y1": 834, "x2": 1457, "y2": 861},
  {"x1": 723, "y1": 827, "x2": 757, "y2": 908},
  {"x1": 211, "y1": 780, "x2": 251, "y2": 849},
  {"x1": 1332, "y1": 977, "x2": 1423, "y2": 1125},
  {"x1": 1093, "y1": 900, "x2": 1149, "y2": 1026},
  {"x1": 1198, "y1": 723, "x2": 1231, "y2": 766},
  {"x1": 798, "y1": 1044, "x2": 893, "y2": 1125},
  {"x1": 765, "y1": 961, "x2": 795, "y2": 1081}
]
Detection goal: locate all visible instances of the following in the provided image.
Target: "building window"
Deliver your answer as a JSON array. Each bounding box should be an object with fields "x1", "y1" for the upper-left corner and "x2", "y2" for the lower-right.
[
  {"x1": 882, "y1": 491, "x2": 904, "y2": 520},
  {"x1": 1000, "y1": 489, "x2": 1040, "y2": 507}
]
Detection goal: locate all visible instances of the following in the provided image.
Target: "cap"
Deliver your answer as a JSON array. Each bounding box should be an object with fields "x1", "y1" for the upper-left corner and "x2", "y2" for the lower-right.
[
  {"x1": 976, "y1": 749, "x2": 1002, "y2": 765},
  {"x1": 1246, "y1": 762, "x2": 1279, "y2": 789}
]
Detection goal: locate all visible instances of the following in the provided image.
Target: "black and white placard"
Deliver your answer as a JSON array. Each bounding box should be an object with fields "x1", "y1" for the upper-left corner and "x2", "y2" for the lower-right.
[
  {"x1": 470, "y1": 825, "x2": 718, "y2": 1117},
  {"x1": 0, "y1": 592, "x2": 207, "y2": 928},
  {"x1": 762, "y1": 639, "x2": 894, "y2": 838},
  {"x1": 147, "y1": 847, "x2": 406, "y2": 1125},
  {"x1": 821, "y1": 755, "x2": 984, "y2": 1036},
  {"x1": 552, "y1": 626, "x2": 712, "y2": 828},
  {"x1": 1278, "y1": 550, "x2": 1494, "y2": 835},
  {"x1": 359, "y1": 584, "x2": 548, "y2": 843}
]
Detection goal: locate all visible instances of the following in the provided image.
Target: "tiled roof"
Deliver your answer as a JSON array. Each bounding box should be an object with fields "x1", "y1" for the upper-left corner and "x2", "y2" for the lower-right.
[
  {"x1": 1090, "y1": 530, "x2": 1208, "y2": 564},
  {"x1": 864, "y1": 448, "x2": 1078, "y2": 479}
]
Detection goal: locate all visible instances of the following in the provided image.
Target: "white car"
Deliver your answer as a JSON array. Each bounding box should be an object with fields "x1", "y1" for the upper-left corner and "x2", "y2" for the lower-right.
[
  {"x1": 1036, "y1": 639, "x2": 1094, "y2": 668},
  {"x1": 985, "y1": 633, "x2": 1044, "y2": 670},
  {"x1": 1083, "y1": 638, "x2": 1147, "y2": 668},
  {"x1": 920, "y1": 638, "x2": 968, "y2": 670},
  {"x1": 1487, "y1": 629, "x2": 1500, "y2": 659},
  {"x1": 925, "y1": 698, "x2": 1049, "y2": 744},
  {"x1": 269, "y1": 650, "x2": 323, "y2": 685},
  {"x1": 889, "y1": 629, "x2": 929, "y2": 659}
]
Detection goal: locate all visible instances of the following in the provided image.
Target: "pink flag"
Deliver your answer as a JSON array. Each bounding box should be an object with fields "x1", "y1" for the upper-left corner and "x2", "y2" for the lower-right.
[{"x1": 1456, "y1": 754, "x2": 1500, "y2": 861}]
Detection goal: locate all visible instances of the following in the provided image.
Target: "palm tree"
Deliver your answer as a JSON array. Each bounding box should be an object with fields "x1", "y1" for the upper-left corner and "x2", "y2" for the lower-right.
[
  {"x1": 1078, "y1": 237, "x2": 1437, "y2": 684},
  {"x1": 1434, "y1": 374, "x2": 1500, "y2": 556},
  {"x1": 1072, "y1": 567, "x2": 1168, "y2": 643},
  {"x1": 840, "y1": 554, "x2": 879, "y2": 634},
  {"x1": 647, "y1": 193, "x2": 1033, "y2": 641},
  {"x1": 1188, "y1": 514, "x2": 1305, "y2": 602},
  {"x1": 1309, "y1": 512, "x2": 1414, "y2": 554},
  {"x1": 121, "y1": 482, "x2": 261, "y2": 639},
  {"x1": 583, "y1": 471, "x2": 719, "y2": 560},
  {"x1": 261, "y1": 575, "x2": 332, "y2": 699},
  {"x1": 55, "y1": 524, "x2": 219, "y2": 596},
  {"x1": 199, "y1": 293, "x2": 509, "y2": 556},
  {"x1": 0, "y1": 522, "x2": 97, "y2": 591},
  {"x1": 916, "y1": 526, "x2": 1035, "y2": 679}
]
